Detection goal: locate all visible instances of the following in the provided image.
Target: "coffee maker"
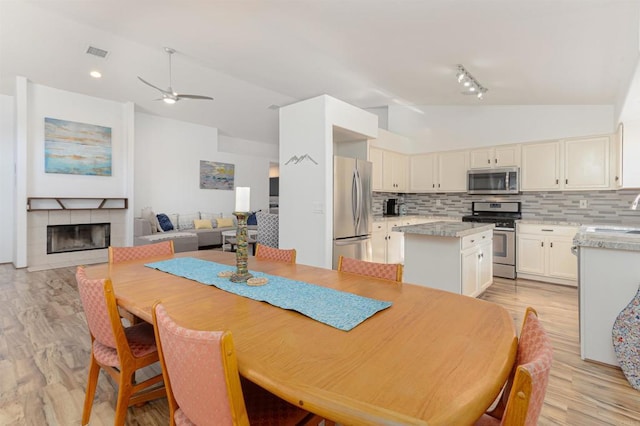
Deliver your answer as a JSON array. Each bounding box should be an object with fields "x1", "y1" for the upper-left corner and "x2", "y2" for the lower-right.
[{"x1": 384, "y1": 198, "x2": 398, "y2": 216}]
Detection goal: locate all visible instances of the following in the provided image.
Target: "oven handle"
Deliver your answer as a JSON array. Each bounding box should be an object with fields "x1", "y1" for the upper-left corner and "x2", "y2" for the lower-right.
[{"x1": 494, "y1": 227, "x2": 515, "y2": 232}]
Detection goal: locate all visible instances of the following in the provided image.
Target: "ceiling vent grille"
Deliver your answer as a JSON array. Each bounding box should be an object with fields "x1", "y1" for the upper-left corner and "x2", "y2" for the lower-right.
[{"x1": 86, "y1": 46, "x2": 109, "y2": 58}]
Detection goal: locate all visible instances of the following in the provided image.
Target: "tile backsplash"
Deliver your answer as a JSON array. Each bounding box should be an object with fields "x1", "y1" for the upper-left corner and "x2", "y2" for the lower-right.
[{"x1": 373, "y1": 189, "x2": 640, "y2": 226}]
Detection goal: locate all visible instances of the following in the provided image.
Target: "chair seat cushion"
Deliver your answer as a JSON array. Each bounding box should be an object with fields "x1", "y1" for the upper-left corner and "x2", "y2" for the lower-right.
[
  {"x1": 174, "y1": 408, "x2": 195, "y2": 425},
  {"x1": 93, "y1": 322, "x2": 158, "y2": 367}
]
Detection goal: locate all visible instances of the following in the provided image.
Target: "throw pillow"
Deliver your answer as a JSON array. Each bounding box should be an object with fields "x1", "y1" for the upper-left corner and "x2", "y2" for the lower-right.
[
  {"x1": 157, "y1": 213, "x2": 174, "y2": 232},
  {"x1": 216, "y1": 217, "x2": 234, "y2": 228},
  {"x1": 200, "y1": 212, "x2": 219, "y2": 228},
  {"x1": 194, "y1": 219, "x2": 213, "y2": 229},
  {"x1": 247, "y1": 211, "x2": 258, "y2": 226},
  {"x1": 141, "y1": 207, "x2": 157, "y2": 234},
  {"x1": 178, "y1": 213, "x2": 199, "y2": 230}
]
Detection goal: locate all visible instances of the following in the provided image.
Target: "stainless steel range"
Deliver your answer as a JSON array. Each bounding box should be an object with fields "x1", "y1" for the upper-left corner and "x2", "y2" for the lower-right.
[{"x1": 462, "y1": 201, "x2": 521, "y2": 279}]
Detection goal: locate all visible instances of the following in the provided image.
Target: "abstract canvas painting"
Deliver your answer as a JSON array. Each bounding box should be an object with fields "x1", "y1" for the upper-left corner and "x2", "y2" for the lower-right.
[
  {"x1": 200, "y1": 160, "x2": 234, "y2": 190},
  {"x1": 44, "y1": 117, "x2": 112, "y2": 176}
]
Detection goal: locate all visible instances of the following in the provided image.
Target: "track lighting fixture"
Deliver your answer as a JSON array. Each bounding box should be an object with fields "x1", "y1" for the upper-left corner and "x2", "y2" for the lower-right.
[{"x1": 456, "y1": 64, "x2": 487, "y2": 99}]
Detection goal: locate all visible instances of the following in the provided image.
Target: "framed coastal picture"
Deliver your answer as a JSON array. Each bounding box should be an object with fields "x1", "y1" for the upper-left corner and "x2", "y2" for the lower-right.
[
  {"x1": 44, "y1": 117, "x2": 112, "y2": 176},
  {"x1": 200, "y1": 160, "x2": 234, "y2": 190}
]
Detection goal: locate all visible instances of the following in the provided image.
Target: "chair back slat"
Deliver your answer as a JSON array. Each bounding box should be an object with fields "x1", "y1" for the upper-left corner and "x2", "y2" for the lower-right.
[
  {"x1": 154, "y1": 304, "x2": 239, "y2": 426},
  {"x1": 76, "y1": 267, "x2": 117, "y2": 348},
  {"x1": 338, "y1": 256, "x2": 403, "y2": 282},
  {"x1": 109, "y1": 241, "x2": 174, "y2": 263},
  {"x1": 255, "y1": 244, "x2": 296, "y2": 264}
]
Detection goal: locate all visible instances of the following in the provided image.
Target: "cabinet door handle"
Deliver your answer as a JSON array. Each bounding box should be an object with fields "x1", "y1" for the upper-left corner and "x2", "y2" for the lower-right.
[
  {"x1": 432, "y1": 183, "x2": 435, "y2": 188},
  {"x1": 494, "y1": 158, "x2": 497, "y2": 164},
  {"x1": 565, "y1": 179, "x2": 568, "y2": 184},
  {"x1": 541, "y1": 229, "x2": 554, "y2": 232},
  {"x1": 438, "y1": 183, "x2": 441, "y2": 188},
  {"x1": 470, "y1": 239, "x2": 475, "y2": 243},
  {"x1": 550, "y1": 242, "x2": 554, "y2": 248},
  {"x1": 616, "y1": 176, "x2": 619, "y2": 181},
  {"x1": 487, "y1": 159, "x2": 491, "y2": 164},
  {"x1": 556, "y1": 179, "x2": 559, "y2": 184},
  {"x1": 541, "y1": 241, "x2": 544, "y2": 247}
]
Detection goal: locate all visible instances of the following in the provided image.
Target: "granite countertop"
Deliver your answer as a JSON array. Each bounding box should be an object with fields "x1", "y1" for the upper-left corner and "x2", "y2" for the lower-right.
[
  {"x1": 373, "y1": 214, "x2": 463, "y2": 222},
  {"x1": 518, "y1": 219, "x2": 583, "y2": 227},
  {"x1": 393, "y1": 221, "x2": 494, "y2": 238},
  {"x1": 573, "y1": 225, "x2": 640, "y2": 252}
]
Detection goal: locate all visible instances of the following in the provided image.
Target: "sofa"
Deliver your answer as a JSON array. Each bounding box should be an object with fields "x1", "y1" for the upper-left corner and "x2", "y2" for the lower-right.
[{"x1": 134, "y1": 211, "x2": 257, "y2": 253}]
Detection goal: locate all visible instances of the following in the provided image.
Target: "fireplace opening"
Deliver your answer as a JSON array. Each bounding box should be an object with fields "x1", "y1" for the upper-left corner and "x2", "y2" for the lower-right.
[{"x1": 47, "y1": 223, "x2": 111, "y2": 254}]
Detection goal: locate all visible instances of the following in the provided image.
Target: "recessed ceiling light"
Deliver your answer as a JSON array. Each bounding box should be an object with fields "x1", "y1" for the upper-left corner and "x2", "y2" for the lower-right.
[{"x1": 90, "y1": 70, "x2": 102, "y2": 78}]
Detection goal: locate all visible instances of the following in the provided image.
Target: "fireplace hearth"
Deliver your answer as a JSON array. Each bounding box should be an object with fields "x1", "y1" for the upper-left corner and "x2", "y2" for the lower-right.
[{"x1": 47, "y1": 223, "x2": 111, "y2": 254}]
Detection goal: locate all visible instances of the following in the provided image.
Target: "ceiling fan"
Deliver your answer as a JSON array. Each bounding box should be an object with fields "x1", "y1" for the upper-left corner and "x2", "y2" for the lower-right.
[{"x1": 138, "y1": 47, "x2": 213, "y2": 104}]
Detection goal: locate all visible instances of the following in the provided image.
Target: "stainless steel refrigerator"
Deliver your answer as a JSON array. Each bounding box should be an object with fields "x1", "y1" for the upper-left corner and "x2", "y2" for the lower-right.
[{"x1": 332, "y1": 156, "x2": 373, "y2": 269}]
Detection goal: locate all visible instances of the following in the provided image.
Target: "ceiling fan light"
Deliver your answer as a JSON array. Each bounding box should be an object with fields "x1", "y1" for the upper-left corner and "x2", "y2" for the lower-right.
[
  {"x1": 163, "y1": 97, "x2": 176, "y2": 104},
  {"x1": 89, "y1": 70, "x2": 102, "y2": 78}
]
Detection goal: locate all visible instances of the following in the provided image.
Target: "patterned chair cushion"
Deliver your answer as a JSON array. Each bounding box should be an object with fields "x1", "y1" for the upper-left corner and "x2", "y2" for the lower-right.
[
  {"x1": 256, "y1": 212, "x2": 279, "y2": 248},
  {"x1": 339, "y1": 256, "x2": 403, "y2": 282},
  {"x1": 110, "y1": 241, "x2": 174, "y2": 263},
  {"x1": 255, "y1": 244, "x2": 296, "y2": 263}
]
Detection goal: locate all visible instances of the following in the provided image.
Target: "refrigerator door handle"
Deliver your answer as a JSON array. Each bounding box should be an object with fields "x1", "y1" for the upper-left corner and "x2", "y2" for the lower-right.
[
  {"x1": 355, "y1": 169, "x2": 362, "y2": 232},
  {"x1": 351, "y1": 170, "x2": 358, "y2": 229}
]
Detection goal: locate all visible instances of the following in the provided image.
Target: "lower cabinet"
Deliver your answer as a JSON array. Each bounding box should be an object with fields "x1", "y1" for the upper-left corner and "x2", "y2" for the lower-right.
[
  {"x1": 372, "y1": 217, "x2": 445, "y2": 264},
  {"x1": 403, "y1": 229, "x2": 493, "y2": 297},
  {"x1": 516, "y1": 224, "x2": 578, "y2": 286},
  {"x1": 462, "y1": 239, "x2": 493, "y2": 297}
]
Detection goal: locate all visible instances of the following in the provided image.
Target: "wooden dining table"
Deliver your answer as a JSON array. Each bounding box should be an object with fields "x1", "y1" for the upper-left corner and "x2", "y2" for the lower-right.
[{"x1": 85, "y1": 250, "x2": 517, "y2": 426}]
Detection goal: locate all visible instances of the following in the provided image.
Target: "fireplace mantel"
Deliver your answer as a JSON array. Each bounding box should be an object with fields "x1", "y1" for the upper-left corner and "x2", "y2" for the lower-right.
[{"x1": 27, "y1": 197, "x2": 128, "y2": 211}]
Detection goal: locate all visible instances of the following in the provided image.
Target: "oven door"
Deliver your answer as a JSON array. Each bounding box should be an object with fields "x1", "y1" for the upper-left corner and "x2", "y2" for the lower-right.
[{"x1": 493, "y1": 229, "x2": 515, "y2": 265}]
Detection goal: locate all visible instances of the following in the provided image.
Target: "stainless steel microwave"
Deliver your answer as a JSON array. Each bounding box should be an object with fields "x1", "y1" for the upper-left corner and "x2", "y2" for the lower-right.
[{"x1": 467, "y1": 167, "x2": 519, "y2": 194}]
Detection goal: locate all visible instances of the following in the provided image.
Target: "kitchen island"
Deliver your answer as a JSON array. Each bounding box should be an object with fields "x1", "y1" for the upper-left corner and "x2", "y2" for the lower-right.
[
  {"x1": 574, "y1": 225, "x2": 640, "y2": 366},
  {"x1": 393, "y1": 221, "x2": 494, "y2": 297}
]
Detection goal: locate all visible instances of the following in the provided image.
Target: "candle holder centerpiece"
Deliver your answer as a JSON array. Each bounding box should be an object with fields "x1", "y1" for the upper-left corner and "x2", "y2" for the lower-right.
[{"x1": 230, "y1": 187, "x2": 253, "y2": 283}]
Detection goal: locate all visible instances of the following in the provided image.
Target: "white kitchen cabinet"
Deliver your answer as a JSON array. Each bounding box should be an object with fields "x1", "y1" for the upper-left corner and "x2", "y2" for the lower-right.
[
  {"x1": 521, "y1": 135, "x2": 614, "y2": 191},
  {"x1": 371, "y1": 218, "x2": 406, "y2": 264},
  {"x1": 469, "y1": 145, "x2": 521, "y2": 169},
  {"x1": 462, "y1": 238, "x2": 493, "y2": 297},
  {"x1": 372, "y1": 221, "x2": 387, "y2": 263},
  {"x1": 369, "y1": 147, "x2": 408, "y2": 192},
  {"x1": 409, "y1": 154, "x2": 437, "y2": 192},
  {"x1": 516, "y1": 224, "x2": 578, "y2": 286},
  {"x1": 403, "y1": 227, "x2": 493, "y2": 297},
  {"x1": 564, "y1": 136, "x2": 610, "y2": 189},
  {"x1": 520, "y1": 141, "x2": 562, "y2": 191},
  {"x1": 410, "y1": 151, "x2": 467, "y2": 192},
  {"x1": 437, "y1": 151, "x2": 469, "y2": 192}
]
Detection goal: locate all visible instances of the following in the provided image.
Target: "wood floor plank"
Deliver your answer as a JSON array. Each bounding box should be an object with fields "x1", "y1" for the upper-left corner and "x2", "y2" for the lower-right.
[{"x1": 1, "y1": 264, "x2": 640, "y2": 425}]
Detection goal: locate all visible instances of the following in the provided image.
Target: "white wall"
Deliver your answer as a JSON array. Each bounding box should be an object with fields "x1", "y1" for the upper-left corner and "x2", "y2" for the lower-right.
[
  {"x1": 388, "y1": 105, "x2": 616, "y2": 153},
  {"x1": 134, "y1": 113, "x2": 275, "y2": 216},
  {"x1": 279, "y1": 95, "x2": 377, "y2": 268},
  {"x1": 0, "y1": 94, "x2": 15, "y2": 263},
  {"x1": 27, "y1": 84, "x2": 128, "y2": 197}
]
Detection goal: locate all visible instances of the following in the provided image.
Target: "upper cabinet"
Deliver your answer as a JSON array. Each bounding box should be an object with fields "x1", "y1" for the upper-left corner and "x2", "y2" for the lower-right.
[
  {"x1": 369, "y1": 147, "x2": 408, "y2": 192},
  {"x1": 469, "y1": 145, "x2": 521, "y2": 169},
  {"x1": 410, "y1": 150, "x2": 468, "y2": 192},
  {"x1": 521, "y1": 135, "x2": 613, "y2": 191},
  {"x1": 563, "y1": 136, "x2": 610, "y2": 190}
]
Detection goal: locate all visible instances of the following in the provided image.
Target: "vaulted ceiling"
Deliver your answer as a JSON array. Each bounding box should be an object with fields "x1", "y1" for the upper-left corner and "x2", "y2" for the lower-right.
[{"x1": 1, "y1": 1, "x2": 638, "y2": 145}]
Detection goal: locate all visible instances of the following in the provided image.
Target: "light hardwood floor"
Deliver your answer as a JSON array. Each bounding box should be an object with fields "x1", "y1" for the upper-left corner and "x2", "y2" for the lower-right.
[{"x1": 1, "y1": 264, "x2": 639, "y2": 425}]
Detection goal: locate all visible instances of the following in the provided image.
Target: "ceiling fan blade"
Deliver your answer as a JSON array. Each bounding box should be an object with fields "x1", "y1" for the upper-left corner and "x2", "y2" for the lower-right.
[
  {"x1": 176, "y1": 94, "x2": 214, "y2": 101},
  {"x1": 138, "y1": 76, "x2": 169, "y2": 94}
]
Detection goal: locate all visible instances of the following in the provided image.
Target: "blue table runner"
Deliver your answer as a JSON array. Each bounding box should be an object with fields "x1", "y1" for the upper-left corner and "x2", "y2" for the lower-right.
[{"x1": 145, "y1": 257, "x2": 392, "y2": 331}]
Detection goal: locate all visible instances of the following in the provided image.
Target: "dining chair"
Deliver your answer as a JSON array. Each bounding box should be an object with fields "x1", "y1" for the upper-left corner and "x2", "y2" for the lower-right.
[
  {"x1": 76, "y1": 266, "x2": 165, "y2": 426},
  {"x1": 474, "y1": 307, "x2": 553, "y2": 426},
  {"x1": 151, "y1": 302, "x2": 316, "y2": 426},
  {"x1": 108, "y1": 241, "x2": 175, "y2": 324},
  {"x1": 337, "y1": 255, "x2": 403, "y2": 282},
  {"x1": 255, "y1": 243, "x2": 297, "y2": 264},
  {"x1": 108, "y1": 240, "x2": 174, "y2": 263}
]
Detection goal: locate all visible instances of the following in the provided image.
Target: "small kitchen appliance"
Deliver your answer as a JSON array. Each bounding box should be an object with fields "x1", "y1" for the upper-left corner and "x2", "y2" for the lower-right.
[
  {"x1": 462, "y1": 201, "x2": 521, "y2": 279},
  {"x1": 384, "y1": 198, "x2": 398, "y2": 216}
]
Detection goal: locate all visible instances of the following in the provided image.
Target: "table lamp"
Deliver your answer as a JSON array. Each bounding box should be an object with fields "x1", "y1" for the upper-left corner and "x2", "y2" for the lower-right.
[{"x1": 231, "y1": 187, "x2": 253, "y2": 282}]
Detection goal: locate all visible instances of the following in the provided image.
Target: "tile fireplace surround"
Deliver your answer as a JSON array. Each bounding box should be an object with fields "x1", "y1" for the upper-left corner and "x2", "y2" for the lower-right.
[{"x1": 27, "y1": 209, "x2": 126, "y2": 272}]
